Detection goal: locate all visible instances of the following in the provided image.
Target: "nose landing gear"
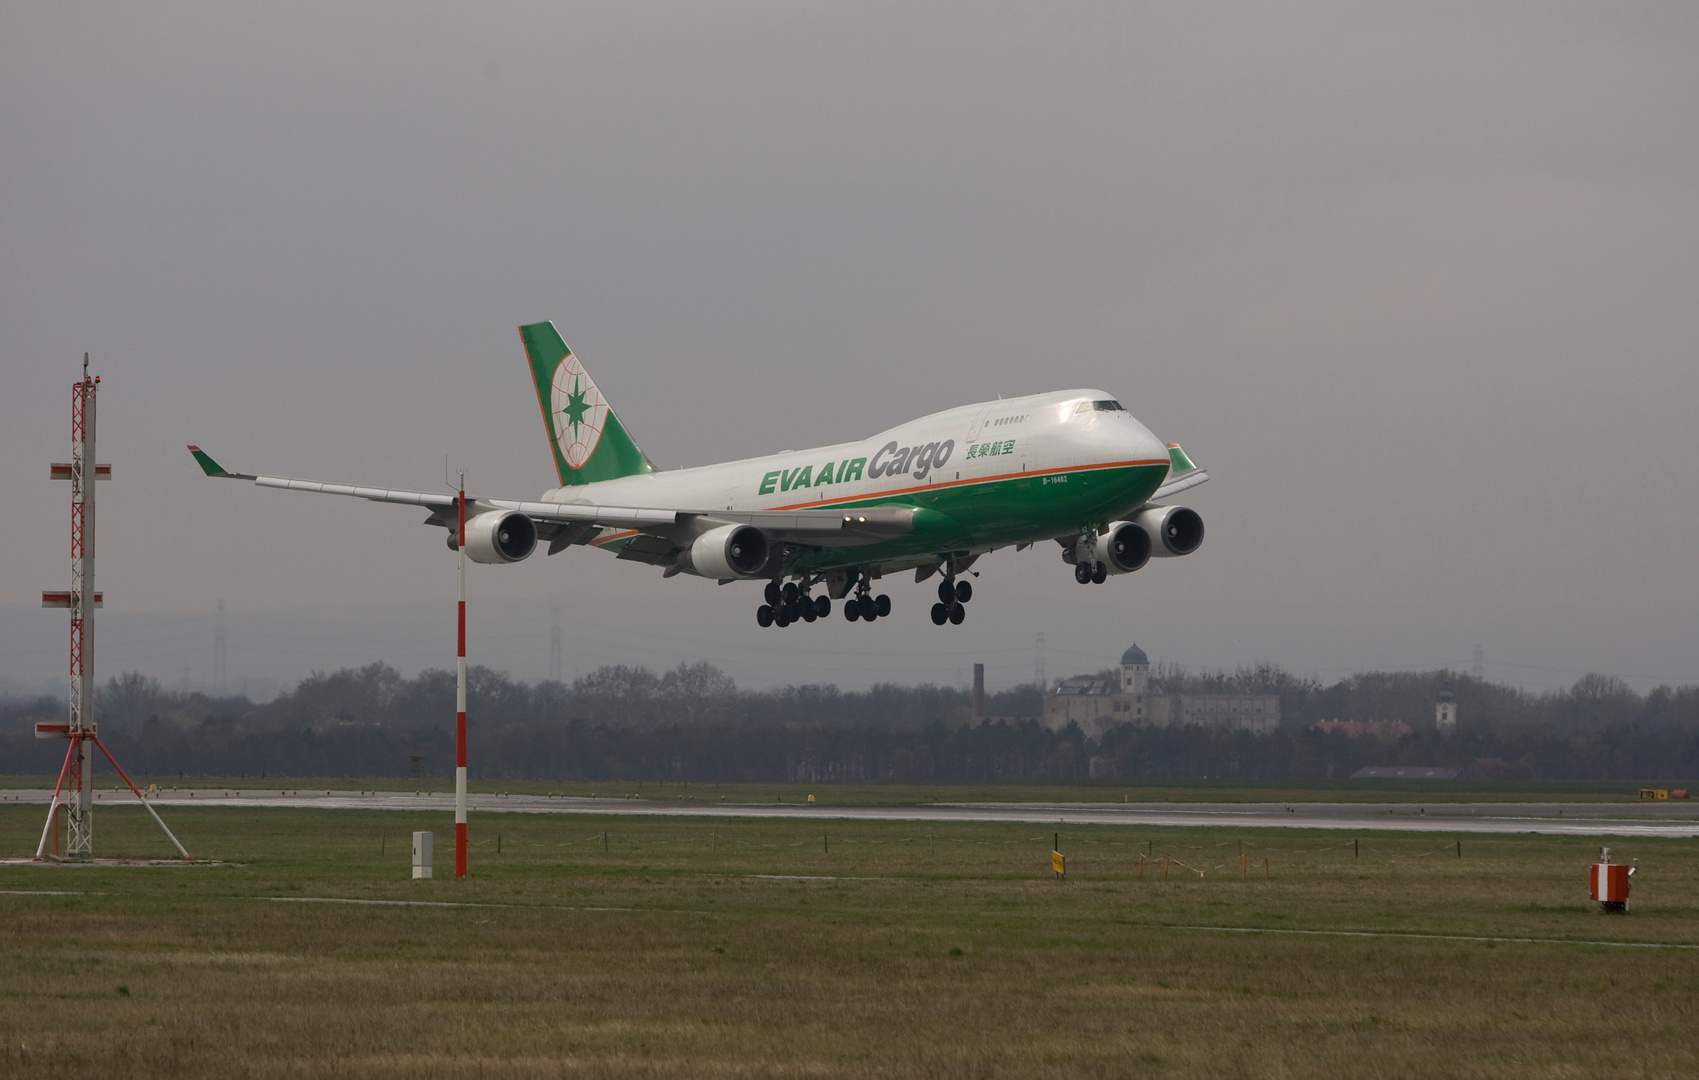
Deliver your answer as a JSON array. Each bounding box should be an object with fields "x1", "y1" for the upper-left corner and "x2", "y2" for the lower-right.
[
  {"x1": 1074, "y1": 561, "x2": 1107, "y2": 584},
  {"x1": 1070, "y1": 533, "x2": 1110, "y2": 585}
]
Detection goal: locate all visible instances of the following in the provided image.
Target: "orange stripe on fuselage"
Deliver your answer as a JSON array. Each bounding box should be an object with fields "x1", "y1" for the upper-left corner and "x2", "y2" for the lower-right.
[
  {"x1": 584, "y1": 457, "x2": 1168, "y2": 544},
  {"x1": 766, "y1": 457, "x2": 1170, "y2": 512}
]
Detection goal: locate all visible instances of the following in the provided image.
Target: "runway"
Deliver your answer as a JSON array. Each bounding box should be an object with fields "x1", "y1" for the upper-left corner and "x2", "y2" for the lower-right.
[{"x1": 5, "y1": 788, "x2": 1698, "y2": 838}]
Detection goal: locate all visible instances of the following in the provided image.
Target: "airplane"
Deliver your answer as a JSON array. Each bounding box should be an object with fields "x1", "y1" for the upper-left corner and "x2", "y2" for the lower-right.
[{"x1": 188, "y1": 321, "x2": 1208, "y2": 627}]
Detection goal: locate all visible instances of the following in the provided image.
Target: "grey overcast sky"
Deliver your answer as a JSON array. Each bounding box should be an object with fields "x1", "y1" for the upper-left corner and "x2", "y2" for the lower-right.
[{"x1": 3, "y1": 2, "x2": 1697, "y2": 697}]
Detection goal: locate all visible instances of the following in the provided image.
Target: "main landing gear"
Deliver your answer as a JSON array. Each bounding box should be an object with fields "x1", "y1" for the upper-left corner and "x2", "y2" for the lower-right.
[
  {"x1": 843, "y1": 578, "x2": 891, "y2": 623},
  {"x1": 930, "y1": 574, "x2": 972, "y2": 626},
  {"x1": 757, "y1": 579, "x2": 831, "y2": 628}
]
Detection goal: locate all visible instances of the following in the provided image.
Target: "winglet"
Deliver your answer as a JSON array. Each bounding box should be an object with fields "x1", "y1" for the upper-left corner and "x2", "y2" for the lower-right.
[
  {"x1": 186, "y1": 446, "x2": 256, "y2": 480},
  {"x1": 187, "y1": 446, "x2": 227, "y2": 476},
  {"x1": 1151, "y1": 442, "x2": 1209, "y2": 500}
]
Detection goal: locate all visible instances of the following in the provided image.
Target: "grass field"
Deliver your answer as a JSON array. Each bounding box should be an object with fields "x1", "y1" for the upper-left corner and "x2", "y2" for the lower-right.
[
  {"x1": 2, "y1": 773, "x2": 1686, "y2": 804},
  {"x1": 3, "y1": 803, "x2": 1698, "y2": 1078}
]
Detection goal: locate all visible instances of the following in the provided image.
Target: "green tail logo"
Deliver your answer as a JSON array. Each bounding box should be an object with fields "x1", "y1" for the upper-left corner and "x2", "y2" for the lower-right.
[{"x1": 519, "y1": 321, "x2": 656, "y2": 486}]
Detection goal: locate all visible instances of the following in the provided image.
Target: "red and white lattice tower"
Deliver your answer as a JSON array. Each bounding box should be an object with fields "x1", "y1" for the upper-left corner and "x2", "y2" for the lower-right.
[{"x1": 36, "y1": 356, "x2": 189, "y2": 861}]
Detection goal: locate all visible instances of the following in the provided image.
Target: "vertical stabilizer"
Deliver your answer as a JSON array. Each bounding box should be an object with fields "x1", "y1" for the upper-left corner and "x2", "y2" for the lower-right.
[{"x1": 519, "y1": 321, "x2": 656, "y2": 486}]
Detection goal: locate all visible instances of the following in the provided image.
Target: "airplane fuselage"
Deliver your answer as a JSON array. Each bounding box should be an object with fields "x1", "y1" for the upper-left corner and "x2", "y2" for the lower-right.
[{"x1": 546, "y1": 388, "x2": 1172, "y2": 575}]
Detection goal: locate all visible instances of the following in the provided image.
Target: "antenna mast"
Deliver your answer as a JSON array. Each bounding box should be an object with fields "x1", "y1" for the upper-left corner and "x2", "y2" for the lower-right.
[{"x1": 37, "y1": 357, "x2": 188, "y2": 861}]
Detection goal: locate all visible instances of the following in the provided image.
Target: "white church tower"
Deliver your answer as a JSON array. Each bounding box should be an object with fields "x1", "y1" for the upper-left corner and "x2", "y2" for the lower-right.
[
  {"x1": 1120, "y1": 643, "x2": 1149, "y2": 694},
  {"x1": 1435, "y1": 680, "x2": 1457, "y2": 733}
]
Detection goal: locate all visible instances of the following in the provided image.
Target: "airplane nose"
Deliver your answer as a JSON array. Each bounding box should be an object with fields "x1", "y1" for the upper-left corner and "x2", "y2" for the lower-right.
[{"x1": 1127, "y1": 419, "x2": 1168, "y2": 463}]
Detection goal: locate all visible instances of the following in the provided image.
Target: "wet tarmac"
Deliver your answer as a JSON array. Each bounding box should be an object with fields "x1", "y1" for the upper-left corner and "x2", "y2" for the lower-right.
[{"x1": 5, "y1": 788, "x2": 1698, "y2": 838}]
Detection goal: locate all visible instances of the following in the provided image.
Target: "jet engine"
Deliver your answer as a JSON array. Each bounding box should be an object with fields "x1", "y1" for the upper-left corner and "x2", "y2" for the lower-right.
[
  {"x1": 689, "y1": 523, "x2": 770, "y2": 580},
  {"x1": 1098, "y1": 519, "x2": 1153, "y2": 574},
  {"x1": 461, "y1": 510, "x2": 538, "y2": 564},
  {"x1": 1131, "y1": 505, "x2": 1204, "y2": 557}
]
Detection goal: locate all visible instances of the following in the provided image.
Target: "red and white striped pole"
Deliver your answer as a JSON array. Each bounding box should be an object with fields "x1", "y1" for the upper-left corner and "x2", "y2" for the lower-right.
[{"x1": 455, "y1": 475, "x2": 468, "y2": 878}]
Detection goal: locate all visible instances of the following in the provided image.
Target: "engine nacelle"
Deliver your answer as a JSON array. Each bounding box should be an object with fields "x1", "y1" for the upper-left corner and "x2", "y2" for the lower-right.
[
  {"x1": 461, "y1": 510, "x2": 537, "y2": 564},
  {"x1": 1132, "y1": 505, "x2": 1205, "y2": 557},
  {"x1": 689, "y1": 523, "x2": 770, "y2": 580},
  {"x1": 1099, "y1": 520, "x2": 1153, "y2": 574}
]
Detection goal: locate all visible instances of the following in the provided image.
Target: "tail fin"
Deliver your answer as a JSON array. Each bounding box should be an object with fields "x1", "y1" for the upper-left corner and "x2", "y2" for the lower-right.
[{"x1": 519, "y1": 321, "x2": 656, "y2": 486}]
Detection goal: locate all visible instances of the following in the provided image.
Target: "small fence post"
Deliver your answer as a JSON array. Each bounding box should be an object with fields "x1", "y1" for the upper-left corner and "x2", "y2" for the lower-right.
[
  {"x1": 1163, "y1": 854, "x2": 1171, "y2": 881},
  {"x1": 1264, "y1": 856, "x2": 1270, "y2": 880}
]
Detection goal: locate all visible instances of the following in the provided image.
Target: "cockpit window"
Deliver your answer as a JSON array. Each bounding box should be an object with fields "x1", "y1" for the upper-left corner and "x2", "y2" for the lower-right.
[{"x1": 1073, "y1": 399, "x2": 1126, "y2": 414}]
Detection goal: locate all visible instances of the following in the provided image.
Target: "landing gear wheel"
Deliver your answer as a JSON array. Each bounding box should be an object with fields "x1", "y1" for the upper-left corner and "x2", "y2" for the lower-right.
[
  {"x1": 781, "y1": 582, "x2": 799, "y2": 605},
  {"x1": 1075, "y1": 562, "x2": 1092, "y2": 584},
  {"x1": 1092, "y1": 562, "x2": 1108, "y2": 585},
  {"x1": 948, "y1": 602, "x2": 966, "y2": 625},
  {"x1": 938, "y1": 579, "x2": 956, "y2": 605},
  {"x1": 875, "y1": 594, "x2": 891, "y2": 618},
  {"x1": 800, "y1": 602, "x2": 817, "y2": 623},
  {"x1": 844, "y1": 601, "x2": 860, "y2": 622},
  {"x1": 775, "y1": 606, "x2": 793, "y2": 628},
  {"x1": 765, "y1": 581, "x2": 782, "y2": 606},
  {"x1": 955, "y1": 580, "x2": 973, "y2": 603},
  {"x1": 930, "y1": 603, "x2": 949, "y2": 626},
  {"x1": 815, "y1": 595, "x2": 831, "y2": 618},
  {"x1": 757, "y1": 605, "x2": 775, "y2": 627}
]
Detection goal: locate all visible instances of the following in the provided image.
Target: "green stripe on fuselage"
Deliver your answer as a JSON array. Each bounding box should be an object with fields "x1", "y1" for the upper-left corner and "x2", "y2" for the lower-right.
[{"x1": 783, "y1": 461, "x2": 1169, "y2": 573}]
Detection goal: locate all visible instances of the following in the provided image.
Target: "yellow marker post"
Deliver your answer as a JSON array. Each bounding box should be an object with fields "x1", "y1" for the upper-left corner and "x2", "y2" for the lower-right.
[{"x1": 1052, "y1": 850, "x2": 1065, "y2": 878}]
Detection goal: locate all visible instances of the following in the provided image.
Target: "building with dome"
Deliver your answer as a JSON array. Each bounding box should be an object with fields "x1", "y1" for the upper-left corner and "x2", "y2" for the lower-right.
[
  {"x1": 1043, "y1": 642, "x2": 1281, "y2": 740},
  {"x1": 1435, "y1": 680, "x2": 1457, "y2": 732}
]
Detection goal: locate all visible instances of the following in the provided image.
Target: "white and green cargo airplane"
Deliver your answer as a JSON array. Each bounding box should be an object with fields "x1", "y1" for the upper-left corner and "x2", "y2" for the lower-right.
[{"x1": 190, "y1": 321, "x2": 1208, "y2": 627}]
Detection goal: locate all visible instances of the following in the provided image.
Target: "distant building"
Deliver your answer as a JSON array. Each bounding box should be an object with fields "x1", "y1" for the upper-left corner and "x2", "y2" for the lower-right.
[
  {"x1": 1435, "y1": 680, "x2": 1457, "y2": 733},
  {"x1": 1312, "y1": 719, "x2": 1412, "y2": 739},
  {"x1": 1043, "y1": 643, "x2": 1279, "y2": 739}
]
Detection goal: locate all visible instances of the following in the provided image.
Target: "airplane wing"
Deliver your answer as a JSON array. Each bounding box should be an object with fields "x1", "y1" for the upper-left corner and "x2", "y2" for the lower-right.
[
  {"x1": 1151, "y1": 443, "x2": 1209, "y2": 501},
  {"x1": 186, "y1": 447, "x2": 913, "y2": 548}
]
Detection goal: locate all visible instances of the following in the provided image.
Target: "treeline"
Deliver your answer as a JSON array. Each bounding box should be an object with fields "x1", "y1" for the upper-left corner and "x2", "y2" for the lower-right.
[{"x1": 3, "y1": 662, "x2": 1698, "y2": 782}]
